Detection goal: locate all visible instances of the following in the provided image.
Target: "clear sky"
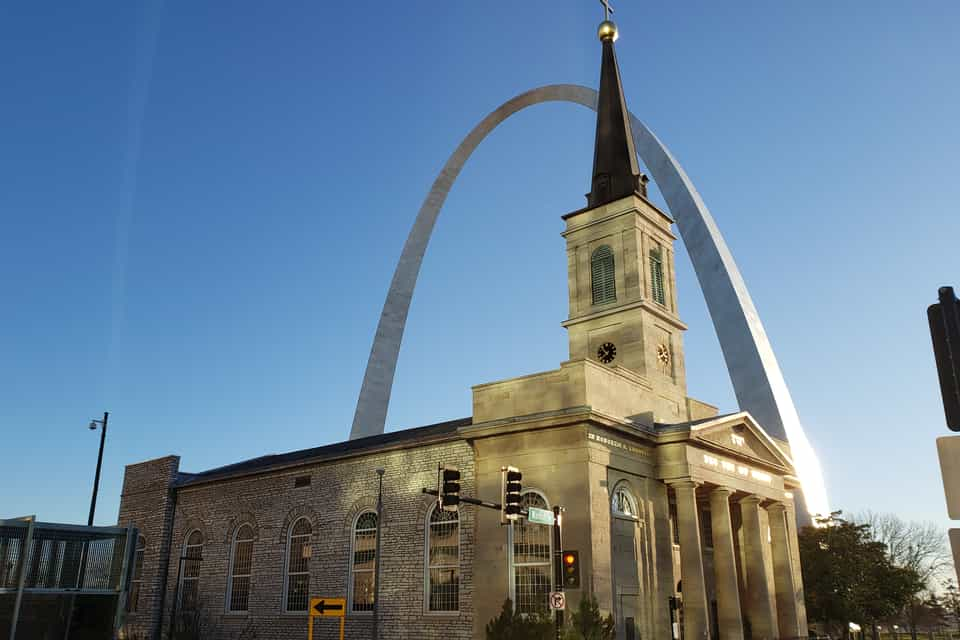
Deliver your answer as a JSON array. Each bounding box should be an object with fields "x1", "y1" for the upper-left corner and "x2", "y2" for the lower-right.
[{"x1": 2, "y1": 1, "x2": 959, "y2": 528}]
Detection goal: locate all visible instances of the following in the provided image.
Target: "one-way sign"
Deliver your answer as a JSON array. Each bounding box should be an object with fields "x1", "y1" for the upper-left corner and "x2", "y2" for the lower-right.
[{"x1": 310, "y1": 597, "x2": 346, "y2": 618}]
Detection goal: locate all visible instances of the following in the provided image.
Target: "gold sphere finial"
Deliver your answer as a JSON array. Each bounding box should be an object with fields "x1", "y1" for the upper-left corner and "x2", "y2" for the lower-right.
[{"x1": 598, "y1": 20, "x2": 618, "y2": 42}]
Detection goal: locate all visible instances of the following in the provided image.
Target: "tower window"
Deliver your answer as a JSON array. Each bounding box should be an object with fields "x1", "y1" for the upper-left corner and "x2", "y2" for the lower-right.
[
  {"x1": 649, "y1": 247, "x2": 666, "y2": 305},
  {"x1": 591, "y1": 245, "x2": 616, "y2": 305}
]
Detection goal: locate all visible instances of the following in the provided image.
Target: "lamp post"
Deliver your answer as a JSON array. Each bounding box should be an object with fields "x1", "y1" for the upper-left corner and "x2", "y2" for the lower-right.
[
  {"x1": 87, "y1": 411, "x2": 109, "y2": 526},
  {"x1": 372, "y1": 468, "x2": 385, "y2": 640}
]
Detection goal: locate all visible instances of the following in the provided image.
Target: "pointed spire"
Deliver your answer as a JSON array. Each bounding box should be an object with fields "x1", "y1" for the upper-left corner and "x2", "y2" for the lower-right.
[{"x1": 587, "y1": 19, "x2": 648, "y2": 208}]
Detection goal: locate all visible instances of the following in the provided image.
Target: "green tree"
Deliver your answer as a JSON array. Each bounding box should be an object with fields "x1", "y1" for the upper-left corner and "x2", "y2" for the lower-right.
[
  {"x1": 799, "y1": 512, "x2": 922, "y2": 638},
  {"x1": 941, "y1": 581, "x2": 960, "y2": 634},
  {"x1": 485, "y1": 599, "x2": 554, "y2": 640},
  {"x1": 563, "y1": 594, "x2": 615, "y2": 640}
]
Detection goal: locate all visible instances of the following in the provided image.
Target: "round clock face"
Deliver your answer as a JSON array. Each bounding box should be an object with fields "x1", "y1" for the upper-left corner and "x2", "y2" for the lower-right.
[
  {"x1": 597, "y1": 342, "x2": 617, "y2": 364},
  {"x1": 657, "y1": 343, "x2": 671, "y2": 366}
]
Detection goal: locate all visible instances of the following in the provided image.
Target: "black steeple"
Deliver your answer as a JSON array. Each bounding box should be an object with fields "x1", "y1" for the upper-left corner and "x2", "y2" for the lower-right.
[{"x1": 587, "y1": 22, "x2": 648, "y2": 208}]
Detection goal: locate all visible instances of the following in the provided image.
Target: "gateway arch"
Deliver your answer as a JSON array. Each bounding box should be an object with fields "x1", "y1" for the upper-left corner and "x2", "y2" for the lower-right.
[{"x1": 348, "y1": 83, "x2": 828, "y2": 518}]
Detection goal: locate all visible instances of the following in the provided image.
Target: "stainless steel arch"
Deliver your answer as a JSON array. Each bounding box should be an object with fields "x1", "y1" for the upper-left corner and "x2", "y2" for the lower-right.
[{"x1": 349, "y1": 83, "x2": 828, "y2": 517}]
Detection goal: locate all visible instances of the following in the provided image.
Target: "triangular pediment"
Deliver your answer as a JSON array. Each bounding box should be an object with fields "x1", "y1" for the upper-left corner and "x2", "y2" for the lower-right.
[{"x1": 689, "y1": 412, "x2": 794, "y2": 472}]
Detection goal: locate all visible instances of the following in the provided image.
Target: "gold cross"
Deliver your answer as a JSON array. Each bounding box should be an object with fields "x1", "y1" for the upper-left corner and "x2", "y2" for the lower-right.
[{"x1": 598, "y1": 0, "x2": 614, "y2": 20}]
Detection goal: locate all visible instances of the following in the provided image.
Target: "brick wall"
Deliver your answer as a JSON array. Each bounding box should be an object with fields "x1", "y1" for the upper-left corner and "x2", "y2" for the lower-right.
[
  {"x1": 118, "y1": 441, "x2": 475, "y2": 640},
  {"x1": 117, "y1": 455, "x2": 180, "y2": 640}
]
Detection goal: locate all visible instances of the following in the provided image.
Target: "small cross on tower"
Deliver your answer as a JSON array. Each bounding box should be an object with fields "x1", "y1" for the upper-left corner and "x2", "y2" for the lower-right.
[{"x1": 598, "y1": 0, "x2": 614, "y2": 20}]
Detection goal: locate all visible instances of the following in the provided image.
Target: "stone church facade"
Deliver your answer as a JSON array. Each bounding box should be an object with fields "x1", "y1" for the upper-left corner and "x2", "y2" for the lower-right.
[{"x1": 116, "y1": 18, "x2": 809, "y2": 640}]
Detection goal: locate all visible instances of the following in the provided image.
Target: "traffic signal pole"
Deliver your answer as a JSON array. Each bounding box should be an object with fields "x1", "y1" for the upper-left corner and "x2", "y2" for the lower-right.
[{"x1": 553, "y1": 506, "x2": 564, "y2": 640}]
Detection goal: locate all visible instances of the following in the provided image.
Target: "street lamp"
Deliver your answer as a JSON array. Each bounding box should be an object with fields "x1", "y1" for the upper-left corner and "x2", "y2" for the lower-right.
[
  {"x1": 87, "y1": 411, "x2": 109, "y2": 526},
  {"x1": 372, "y1": 468, "x2": 385, "y2": 640}
]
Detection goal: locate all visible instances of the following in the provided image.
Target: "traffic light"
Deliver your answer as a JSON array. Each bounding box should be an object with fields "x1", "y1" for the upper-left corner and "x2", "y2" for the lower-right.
[
  {"x1": 929, "y1": 286, "x2": 960, "y2": 430},
  {"x1": 501, "y1": 466, "x2": 522, "y2": 520},
  {"x1": 562, "y1": 550, "x2": 580, "y2": 588},
  {"x1": 439, "y1": 466, "x2": 461, "y2": 512}
]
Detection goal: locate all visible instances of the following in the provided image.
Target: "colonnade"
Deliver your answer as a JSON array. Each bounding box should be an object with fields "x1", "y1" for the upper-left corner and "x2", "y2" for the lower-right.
[{"x1": 670, "y1": 481, "x2": 805, "y2": 640}]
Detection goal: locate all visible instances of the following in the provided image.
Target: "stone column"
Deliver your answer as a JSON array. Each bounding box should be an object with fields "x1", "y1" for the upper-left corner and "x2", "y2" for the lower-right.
[
  {"x1": 710, "y1": 487, "x2": 744, "y2": 640},
  {"x1": 672, "y1": 481, "x2": 709, "y2": 640},
  {"x1": 768, "y1": 502, "x2": 802, "y2": 639},
  {"x1": 739, "y1": 495, "x2": 778, "y2": 640}
]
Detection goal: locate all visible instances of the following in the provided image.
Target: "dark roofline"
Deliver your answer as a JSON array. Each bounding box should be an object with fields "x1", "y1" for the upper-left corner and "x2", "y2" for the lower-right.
[{"x1": 173, "y1": 417, "x2": 472, "y2": 488}]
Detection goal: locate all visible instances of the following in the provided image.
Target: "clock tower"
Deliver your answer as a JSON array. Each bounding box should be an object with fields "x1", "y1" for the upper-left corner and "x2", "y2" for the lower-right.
[{"x1": 562, "y1": 18, "x2": 688, "y2": 406}]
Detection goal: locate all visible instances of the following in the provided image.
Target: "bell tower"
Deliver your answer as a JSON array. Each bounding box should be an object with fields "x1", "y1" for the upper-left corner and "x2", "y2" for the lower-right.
[{"x1": 562, "y1": 16, "x2": 688, "y2": 399}]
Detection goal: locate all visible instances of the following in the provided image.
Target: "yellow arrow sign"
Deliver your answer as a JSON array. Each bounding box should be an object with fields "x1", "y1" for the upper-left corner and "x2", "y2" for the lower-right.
[
  {"x1": 308, "y1": 597, "x2": 346, "y2": 640},
  {"x1": 310, "y1": 597, "x2": 346, "y2": 617}
]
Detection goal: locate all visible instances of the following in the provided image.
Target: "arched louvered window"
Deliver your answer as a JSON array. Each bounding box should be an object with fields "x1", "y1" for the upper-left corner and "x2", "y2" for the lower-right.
[
  {"x1": 591, "y1": 245, "x2": 616, "y2": 305},
  {"x1": 284, "y1": 518, "x2": 312, "y2": 612},
  {"x1": 127, "y1": 535, "x2": 146, "y2": 613},
  {"x1": 611, "y1": 484, "x2": 639, "y2": 519},
  {"x1": 226, "y1": 524, "x2": 254, "y2": 612},
  {"x1": 510, "y1": 491, "x2": 553, "y2": 613},
  {"x1": 351, "y1": 512, "x2": 378, "y2": 612},
  {"x1": 426, "y1": 505, "x2": 459, "y2": 612},
  {"x1": 179, "y1": 531, "x2": 203, "y2": 611},
  {"x1": 650, "y1": 246, "x2": 666, "y2": 305}
]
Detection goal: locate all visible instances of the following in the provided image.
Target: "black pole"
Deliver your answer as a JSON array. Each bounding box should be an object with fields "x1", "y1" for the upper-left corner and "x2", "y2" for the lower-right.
[
  {"x1": 553, "y1": 506, "x2": 564, "y2": 640},
  {"x1": 88, "y1": 411, "x2": 108, "y2": 526},
  {"x1": 373, "y1": 468, "x2": 384, "y2": 640}
]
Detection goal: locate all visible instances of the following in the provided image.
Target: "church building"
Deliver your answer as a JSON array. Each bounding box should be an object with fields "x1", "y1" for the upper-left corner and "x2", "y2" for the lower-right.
[{"x1": 117, "y1": 17, "x2": 808, "y2": 640}]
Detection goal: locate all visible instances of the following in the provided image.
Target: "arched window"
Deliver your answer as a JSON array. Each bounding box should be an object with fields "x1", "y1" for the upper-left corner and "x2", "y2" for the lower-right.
[
  {"x1": 649, "y1": 246, "x2": 666, "y2": 305},
  {"x1": 351, "y1": 512, "x2": 378, "y2": 612},
  {"x1": 284, "y1": 518, "x2": 312, "y2": 612},
  {"x1": 127, "y1": 535, "x2": 146, "y2": 612},
  {"x1": 611, "y1": 484, "x2": 639, "y2": 519},
  {"x1": 591, "y1": 245, "x2": 616, "y2": 305},
  {"x1": 426, "y1": 505, "x2": 459, "y2": 612},
  {"x1": 510, "y1": 492, "x2": 553, "y2": 613},
  {"x1": 179, "y1": 531, "x2": 203, "y2": 611},
  {"x1": 226, "y1": 524, "x2": 254, "y2": 612}
]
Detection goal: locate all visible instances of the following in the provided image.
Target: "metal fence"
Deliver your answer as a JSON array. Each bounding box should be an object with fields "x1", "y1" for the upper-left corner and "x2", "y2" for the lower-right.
[{"x1": 0, "y1": 516, "x2": 138, "y2": 640}]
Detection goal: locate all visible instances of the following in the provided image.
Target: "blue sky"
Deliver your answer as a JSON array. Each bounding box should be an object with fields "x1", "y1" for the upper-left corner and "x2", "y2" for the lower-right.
[{"x1": 2, "y1": 1, "x2": 959, "y2": 528}]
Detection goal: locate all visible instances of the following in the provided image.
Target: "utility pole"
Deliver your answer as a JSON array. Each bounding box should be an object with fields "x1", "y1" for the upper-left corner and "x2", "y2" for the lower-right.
[{"x1": 88, "y1": 411, "x2": 109, "y2": 526}]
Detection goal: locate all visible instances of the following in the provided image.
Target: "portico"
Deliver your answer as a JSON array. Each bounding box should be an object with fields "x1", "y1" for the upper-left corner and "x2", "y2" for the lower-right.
[{"x1": 659, "y1": 413, "x2": 808, "y2": 640}]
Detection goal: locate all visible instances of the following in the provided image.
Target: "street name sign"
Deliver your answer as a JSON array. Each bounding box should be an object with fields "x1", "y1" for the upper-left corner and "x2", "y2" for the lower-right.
[{"x1": 527, "y1": 506, "x2": 554, "y2": 525}]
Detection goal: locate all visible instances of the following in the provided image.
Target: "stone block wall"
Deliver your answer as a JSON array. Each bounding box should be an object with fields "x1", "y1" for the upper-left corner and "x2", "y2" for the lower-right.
[{"x1": 118, "y1": 441, "x2": 475, "y2": 640}]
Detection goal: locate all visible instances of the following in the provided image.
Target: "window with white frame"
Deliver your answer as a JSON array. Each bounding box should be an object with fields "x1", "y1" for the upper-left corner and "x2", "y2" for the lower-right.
[
  {"x1": 284, "y1": 518, "x2": 312, "y2": 612},
  {"x1": 426, "y1": 505, "x2": 459, "y2": 612},
  {"x1": 511, "y1": 492, "x2": 552, "y2": 613},
  {"x1": 180, "y1": 530, "x2": 203, "y2": 611},
  {"x1": 611, "y1": 484, "x2": 639, "y2": 519},
  {"x1": 351, "y1": 512, "x2": 378, "y2": 612},
  {"x1": 227, "y1": 524, "x2": 254, "y2": 612},
  {"x1": 127, "y1": 535, "x2": 146, "y2": 612}
]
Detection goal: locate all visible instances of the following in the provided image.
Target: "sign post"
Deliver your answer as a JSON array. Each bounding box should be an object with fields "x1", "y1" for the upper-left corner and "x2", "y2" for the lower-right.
[
  {"x1": 552, "y1": 506, "x2": 564, "y2": 640},
  {"x1": 308, "y1": 597, "x2": 346, "y2": 640}
]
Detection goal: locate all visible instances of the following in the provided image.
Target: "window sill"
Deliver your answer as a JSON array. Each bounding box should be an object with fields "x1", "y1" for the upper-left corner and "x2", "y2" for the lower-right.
[
  {"x1": 281, "y1": 611, "x2": 310, "y2": 616},
  {"x1": 423, "y1": 610, "x2": 460, "y2": 617},
  {"x1": 223, "y1": 611, "x2": 249, "y2": 616}
]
